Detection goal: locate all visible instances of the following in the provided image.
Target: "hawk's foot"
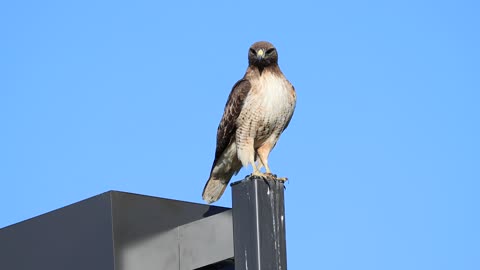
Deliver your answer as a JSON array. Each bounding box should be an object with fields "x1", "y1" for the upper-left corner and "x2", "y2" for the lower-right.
[
  {"x1": 247, "y1": 172, "x2": 288, "y2": 183},
  {"x1": 249, "y1": 171, "x2": 268, "y2": 180},
  {"x1": 263, "y1": 172, "x2": 277, "y2": 179},
  {"x1": 265, "y1": 173, "x2": 288, "y2": 182}
]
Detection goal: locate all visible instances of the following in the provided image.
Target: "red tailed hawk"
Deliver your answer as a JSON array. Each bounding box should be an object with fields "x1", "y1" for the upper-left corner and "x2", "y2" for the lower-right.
[{"x1": 202, "y1": 41, "x2": 296, "y2": 203}]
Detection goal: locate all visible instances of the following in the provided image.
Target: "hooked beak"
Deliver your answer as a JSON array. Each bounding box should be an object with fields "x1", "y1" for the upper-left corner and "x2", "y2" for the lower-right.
[{"x1": 256, "y1": 49, "x2": 265, "y2": 61}]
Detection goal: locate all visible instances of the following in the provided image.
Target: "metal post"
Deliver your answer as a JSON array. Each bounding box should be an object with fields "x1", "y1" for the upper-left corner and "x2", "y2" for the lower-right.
[{"x1": 231, "y1": 176, "x2": 287, "y2": 270}]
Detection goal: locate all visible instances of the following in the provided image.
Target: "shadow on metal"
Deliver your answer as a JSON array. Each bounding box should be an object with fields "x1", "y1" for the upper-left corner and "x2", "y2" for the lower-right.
[{"x1": 195, "y1": 258, "x2": 235, "y2": 270}]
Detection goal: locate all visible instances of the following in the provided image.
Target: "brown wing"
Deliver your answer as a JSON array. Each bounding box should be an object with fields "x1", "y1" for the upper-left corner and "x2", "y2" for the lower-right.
[
  {"x1": 212, "y1": 79, "x2": 251, "y2": 166},
  {"x1": 203, "y1": 79, "x2": 251, "y2": 204}
]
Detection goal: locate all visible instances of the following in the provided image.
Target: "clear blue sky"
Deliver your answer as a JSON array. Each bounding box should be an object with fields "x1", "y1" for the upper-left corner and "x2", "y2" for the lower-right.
[{"x1": 1, "y1": 1, "x2": 479, "y2": 269}]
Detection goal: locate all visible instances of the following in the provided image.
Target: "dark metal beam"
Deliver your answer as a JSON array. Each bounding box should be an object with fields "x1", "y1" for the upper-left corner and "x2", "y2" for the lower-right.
[
  {"x1": 179, "y1": 210, "x2": 233, "y2": 270},
  {"x1": 0, "y1": 191, "x2": 233, "y2": 270},
  {"x1": 231, "y1": 176, "x2": 287, "y2": 270}
]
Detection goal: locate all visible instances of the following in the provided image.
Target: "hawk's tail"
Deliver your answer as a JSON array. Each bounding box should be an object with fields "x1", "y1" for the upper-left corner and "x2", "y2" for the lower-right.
[
  {"x1": 202, "y1": 177, "x2": 229, "y2": 204},
  {"x1": 203, "y1": 146, "x2": 242, "y2": 203}
]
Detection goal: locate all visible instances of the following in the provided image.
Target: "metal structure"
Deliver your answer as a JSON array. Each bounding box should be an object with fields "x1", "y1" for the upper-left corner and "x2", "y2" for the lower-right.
[
  {"x1": 0, "y1": 177, "x2": 287, "y2": 270},
  {"x1": 231, "y1": 177, "x2": 287, "y2": 270}
]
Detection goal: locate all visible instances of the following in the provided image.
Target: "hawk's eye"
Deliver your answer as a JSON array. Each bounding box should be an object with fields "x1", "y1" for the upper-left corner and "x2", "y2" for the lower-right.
[
  {"x1": 266, "y1": 48, "x2": 276, "y2": 55},
  {"x1": 249, "y1": 48, "x2": 256, "y2": 55}
]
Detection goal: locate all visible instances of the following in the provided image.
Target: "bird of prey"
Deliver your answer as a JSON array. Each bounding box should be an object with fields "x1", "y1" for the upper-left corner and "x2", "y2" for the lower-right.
[{"x1": 202, "y1": 41, "x2": 296, "y2": 204}]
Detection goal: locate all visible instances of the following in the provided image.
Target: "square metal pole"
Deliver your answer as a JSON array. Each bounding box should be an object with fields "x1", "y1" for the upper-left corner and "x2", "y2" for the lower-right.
[{"x1": 231, "y1": 177, "x2": 287, "y2": 270}]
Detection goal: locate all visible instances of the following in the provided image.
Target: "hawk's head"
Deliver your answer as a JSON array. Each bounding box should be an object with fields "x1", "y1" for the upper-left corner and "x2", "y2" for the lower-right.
[{"x1": 248, "y1": 41, "x2": 278, "y2": 68}]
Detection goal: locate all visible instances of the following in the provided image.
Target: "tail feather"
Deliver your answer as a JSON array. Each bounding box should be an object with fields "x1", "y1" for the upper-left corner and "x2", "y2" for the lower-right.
[
  {"x1": 202, "y1": 177, "x2": 229, "y2": 204},
  {"x1": 203, "y1": 142, "x2": 242, "y2": 203}
]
